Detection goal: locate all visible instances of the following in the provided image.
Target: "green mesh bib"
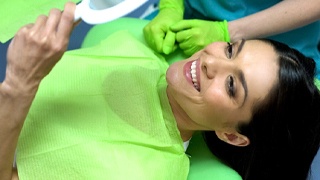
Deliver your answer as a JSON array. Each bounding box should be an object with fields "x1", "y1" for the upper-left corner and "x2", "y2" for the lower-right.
[{"x1": 17, "y1": 31, "x2": 189, "y2": 180}]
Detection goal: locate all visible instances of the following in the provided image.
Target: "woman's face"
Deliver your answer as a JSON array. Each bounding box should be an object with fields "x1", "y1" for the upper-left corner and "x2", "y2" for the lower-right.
[{"x1": 166, "y1": 40, "x2": 279, "y2": 132}]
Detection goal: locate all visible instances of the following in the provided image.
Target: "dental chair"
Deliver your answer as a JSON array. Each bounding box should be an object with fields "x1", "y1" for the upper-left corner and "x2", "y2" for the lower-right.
[{"x1": 80, "y1": 17, "x2": 320, "y2": 180}]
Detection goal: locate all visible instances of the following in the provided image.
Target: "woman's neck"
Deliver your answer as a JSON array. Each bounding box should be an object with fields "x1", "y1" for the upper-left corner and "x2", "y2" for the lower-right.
[{"x1": 166, "y1": 89, "x2": 195, "y2": 142}]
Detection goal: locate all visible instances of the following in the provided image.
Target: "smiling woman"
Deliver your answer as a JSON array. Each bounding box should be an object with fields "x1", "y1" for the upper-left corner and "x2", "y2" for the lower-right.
[
  {"x1": 0, "y1": 3, "x2": 320, "y2": 180},
  {"x1": 166, "y1": 39, "x2": 279, "y2": 143},
  {"x1": 204, "y1": 39, "x2": 320, "y2": 180}
]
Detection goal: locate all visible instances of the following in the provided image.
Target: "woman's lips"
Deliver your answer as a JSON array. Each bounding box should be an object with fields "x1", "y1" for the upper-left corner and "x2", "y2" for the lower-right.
[{"x1": 184, "y1": 59, "x2": 200, "y2": 92}]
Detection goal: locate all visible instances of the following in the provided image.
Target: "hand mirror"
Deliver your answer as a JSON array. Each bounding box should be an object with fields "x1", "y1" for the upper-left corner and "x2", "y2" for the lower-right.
[{"x1": 74, "y1": 0, "x2": 148, "y2": 24}]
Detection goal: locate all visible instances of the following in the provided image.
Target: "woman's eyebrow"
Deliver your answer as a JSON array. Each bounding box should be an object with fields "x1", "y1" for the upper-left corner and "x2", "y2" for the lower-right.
[
  {"x1": 235, "y1": 39, "x2": 247, "y2": 108},
  {"x1": 238, "y1": 70, "x2": 248, "y2": 108},
  {"x1": 235, "y1": 39, "x2": 246, "y2": 57}
]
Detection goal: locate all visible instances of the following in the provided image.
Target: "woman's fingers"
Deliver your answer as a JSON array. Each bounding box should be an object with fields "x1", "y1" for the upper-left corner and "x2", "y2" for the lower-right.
[
  {"x1": 57, "y1": 2, "x2": 76, "y2": 40},
  {"x1": 5, "y1": 2, "x2": 76, "y2": 91},
  {"x1": 45, "y1": 8, "x2": 62, "y2": 35},
  {"x1": 32, "y1": 15, "x2": 48, "y2": 35}
]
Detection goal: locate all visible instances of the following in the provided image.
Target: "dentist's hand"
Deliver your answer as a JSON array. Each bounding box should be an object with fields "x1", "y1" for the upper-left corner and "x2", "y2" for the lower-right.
[
  {"x1": 5, "y1": 2, "x2": 76, "y2": 95},
  {"x1": 171, "y1": 19, "x2": 230, "y2": 56},
  {"x1": 143, "y1": 0, "x2": 184, "y2": 55},
  {"x1": 143, "y1": 9, "x2": 182, "y2": 55}
]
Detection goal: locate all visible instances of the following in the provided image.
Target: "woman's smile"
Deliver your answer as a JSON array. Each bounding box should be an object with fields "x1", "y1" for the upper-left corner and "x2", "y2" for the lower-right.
[{"x1": 184, "y1": 59, "x2": 201, "y2": 92}]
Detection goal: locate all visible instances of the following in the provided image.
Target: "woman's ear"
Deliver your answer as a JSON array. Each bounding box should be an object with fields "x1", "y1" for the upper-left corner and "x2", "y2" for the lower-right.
[{"x1": 215, "y1": 131, "x2": 250, "y2": 147}]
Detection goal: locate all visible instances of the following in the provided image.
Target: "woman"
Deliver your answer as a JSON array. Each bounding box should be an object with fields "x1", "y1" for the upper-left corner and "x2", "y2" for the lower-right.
[
  {"x1": 203, "y1": 40, "x2": 320, "y2": 180},
  {"x1": 143, "y1": 0, "x2": 320, "y2": 79},
  {"x1": 0, "y1": 2, "x2": 319, "y2": 179}
]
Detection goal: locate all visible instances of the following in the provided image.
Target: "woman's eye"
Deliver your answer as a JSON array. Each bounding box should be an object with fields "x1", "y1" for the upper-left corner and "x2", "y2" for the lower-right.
[
  {"x1": 226, "y1": 42, "x2": 233, "y2": 59},
  {"x1": 227, "y1": 75, "x2": 236, "y2": 97}
]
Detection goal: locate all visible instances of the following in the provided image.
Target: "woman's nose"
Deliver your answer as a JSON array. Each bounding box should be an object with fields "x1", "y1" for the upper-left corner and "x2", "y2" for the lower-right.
[
  {"x1": 202, "y1": 58, "x2": 217, "y2": 79},
  {"x1": 202, "y1": 44, "x2": 233, "y2": 79}
]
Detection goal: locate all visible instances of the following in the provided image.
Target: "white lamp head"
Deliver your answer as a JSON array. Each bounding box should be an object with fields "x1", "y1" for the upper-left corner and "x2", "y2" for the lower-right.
[{"x1": 74, "y1": 0, "x2": 148, "y2": 24}]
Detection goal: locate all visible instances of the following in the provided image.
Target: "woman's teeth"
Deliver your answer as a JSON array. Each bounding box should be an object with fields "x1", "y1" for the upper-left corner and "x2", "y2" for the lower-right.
[{"x1": 191, "y1": 61, "x2": 200, "y2": 91}]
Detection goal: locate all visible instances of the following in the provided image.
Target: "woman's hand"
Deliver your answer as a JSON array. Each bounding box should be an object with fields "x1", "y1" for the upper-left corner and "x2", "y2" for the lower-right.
[
  {"x1": 4, "y1": 2, "x2": 76, "y2": 96},
  {"x1": 0, "y1": 2, "x2": 76, "y2": 180}
]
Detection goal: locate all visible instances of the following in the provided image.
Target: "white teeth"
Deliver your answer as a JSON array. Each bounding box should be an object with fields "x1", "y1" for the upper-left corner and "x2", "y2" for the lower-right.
[
  {"x1": 190, "y1": 61, "x2": 200, "y2": 91},
  {"x1": 191, "y1": 61, "x2": 196, "y2": 69}
]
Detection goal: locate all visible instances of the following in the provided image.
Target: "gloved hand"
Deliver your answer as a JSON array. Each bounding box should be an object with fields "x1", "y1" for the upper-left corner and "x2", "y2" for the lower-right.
[
  {"x1": 143, "y1": 0, "x2": 184, "y2": 55},
  {"x1": 170, "y1": 19, "x2": 230, "y2": 56}
]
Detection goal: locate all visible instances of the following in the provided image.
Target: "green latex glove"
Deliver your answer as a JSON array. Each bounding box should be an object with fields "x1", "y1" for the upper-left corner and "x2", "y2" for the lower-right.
[
  {"x1": 171, "y1": 19, "x2": 230, "y2": 56},
  {"x1": 143, "y1": 0, "x2": 184, "y2": 55}
]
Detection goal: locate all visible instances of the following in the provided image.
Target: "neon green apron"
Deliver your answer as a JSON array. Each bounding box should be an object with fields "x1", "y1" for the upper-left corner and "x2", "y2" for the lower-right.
[{"x1": 17, "y1": 31, "x2": 189, "y2": 180}]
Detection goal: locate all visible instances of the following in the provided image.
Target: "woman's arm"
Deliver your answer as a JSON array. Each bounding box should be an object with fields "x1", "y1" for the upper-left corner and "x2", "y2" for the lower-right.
[
  {"x1": 0, "y1": 82, "x2": 37, "y2": 179},
  {"x1": 228, "y1": 0, "x2": 320, "y2": 42},
  {"x1": 0, "y1": 2, "x2": 75, "y2": 179}
]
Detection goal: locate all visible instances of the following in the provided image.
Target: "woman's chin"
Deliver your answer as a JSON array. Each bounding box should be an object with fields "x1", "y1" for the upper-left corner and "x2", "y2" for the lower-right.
[{"x1": 166, "y1": 62, "x2": 182, "y2": 87}]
